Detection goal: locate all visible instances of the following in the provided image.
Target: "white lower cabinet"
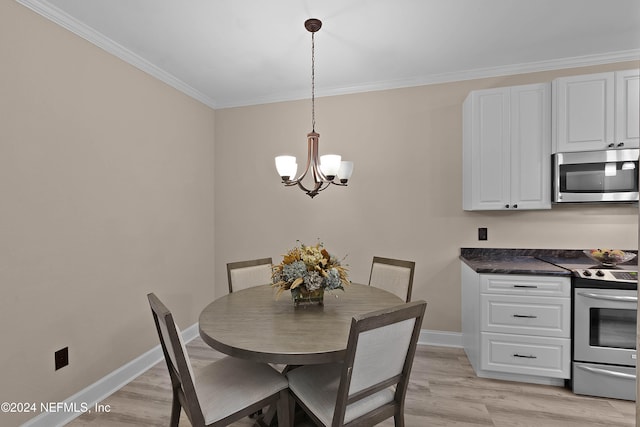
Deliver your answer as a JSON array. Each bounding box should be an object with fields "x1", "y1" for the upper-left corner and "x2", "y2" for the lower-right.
[
  {"x1": 481, "y1": 333, "x2": 570, "y2": 378},
  {"x1": 462, "y1": 263, "x2": 571, "y2": 385},
  {"x1": 481, "y1": 294, "x2": 570, "y2": 338}
]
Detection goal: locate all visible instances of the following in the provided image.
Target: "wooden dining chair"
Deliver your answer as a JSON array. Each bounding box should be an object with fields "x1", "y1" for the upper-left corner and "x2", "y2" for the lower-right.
[
  {"x1": 226, "y1": 257, "x2": 273, "y2": 293},
  {"x1": 286, "y1": 300, "x2": 426, "y2": 427},
  {"x1": 147, "y1": 293, "x2": 290, "y2": 427},
  {"x1": 368, "y1": 256, "x2": 415, "y2": 302}
]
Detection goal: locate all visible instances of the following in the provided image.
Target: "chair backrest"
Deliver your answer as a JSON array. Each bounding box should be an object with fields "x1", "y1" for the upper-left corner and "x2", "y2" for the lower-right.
[
  {"x1": 333, "y1": 300, "x2": 427, "y2": 426},
  {"x1": 368, "y1": 256, "x2": 415, "y2": 302},
  {"x1": 147, "y1": 293, "x2": 204, "y2": 426},
  {"x1": 226, "y1": 257, "x2": 273, "y2": 293}
]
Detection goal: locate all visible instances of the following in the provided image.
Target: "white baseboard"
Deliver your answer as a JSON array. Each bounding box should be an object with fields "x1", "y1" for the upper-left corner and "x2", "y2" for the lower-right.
[
  {"x1": 418, "y1": 329, "x2": 463, "y2": 348},
  {"x1": 475, "y1": 369, "x2": 566, "y2": 387},
  {"x1": 21, "y1": 323, "x2": 199, "y2": 427},
  {"x1": 21, "y1": 325, "x2": 459, "y2": 426}
]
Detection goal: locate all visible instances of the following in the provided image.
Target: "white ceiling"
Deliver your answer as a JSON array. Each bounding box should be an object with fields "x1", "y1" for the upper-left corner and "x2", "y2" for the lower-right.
[{"x1": 17, "y1": 0, "x2": 640, "y2": 109}]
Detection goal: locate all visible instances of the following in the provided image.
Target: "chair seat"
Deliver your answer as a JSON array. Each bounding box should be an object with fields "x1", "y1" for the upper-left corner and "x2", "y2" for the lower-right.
[
  {"x1": 195, "y1": 356, "x2": 288, "y2": 424},
  {"x1": 287, "y1": 363, "x2": 395, "y2": 426}
]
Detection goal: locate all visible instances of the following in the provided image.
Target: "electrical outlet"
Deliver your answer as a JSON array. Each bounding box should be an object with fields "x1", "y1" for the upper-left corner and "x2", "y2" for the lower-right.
[
  {"x1": 478, "y1": 227, "x2": 488, "y2": 241},
  {"x1": 55, "y1": 347, "x2": 69, "y2": 370}
]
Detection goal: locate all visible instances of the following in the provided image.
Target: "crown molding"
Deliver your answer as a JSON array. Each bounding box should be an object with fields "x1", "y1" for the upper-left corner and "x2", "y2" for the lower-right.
[
  {"x1": 323, "y1": 49, "x2": 640, "y2": 97},
  {"x1": 214, "y1": 49, "x2": 640, "y2": 108},
  {"x1": 16, "y1": 0, "x2": 219, "y2": 109},
  {"x1": 16, "y1": 0, "x2": 640, "y2": 110}
]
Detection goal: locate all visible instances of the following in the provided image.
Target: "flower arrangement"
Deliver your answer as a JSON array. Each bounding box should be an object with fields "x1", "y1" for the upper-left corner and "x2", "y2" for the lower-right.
[{"x1": 272, "y1": 241, "x2": 349, "y2": 302}]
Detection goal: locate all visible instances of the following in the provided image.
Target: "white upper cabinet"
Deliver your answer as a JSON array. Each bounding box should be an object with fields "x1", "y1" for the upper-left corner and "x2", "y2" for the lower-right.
[
  {"x1": 510, "y1": 85, "x2": 552, "y2": 210},
  {"x1": 463, "y1": 83, "x2": 551, "y2": 211},
  {"x1": 615, "y1": 69, "x2": 640, "y2": 149},
  {"x1": 553, "y1": 69, "x2": 639, "y2": 152}
]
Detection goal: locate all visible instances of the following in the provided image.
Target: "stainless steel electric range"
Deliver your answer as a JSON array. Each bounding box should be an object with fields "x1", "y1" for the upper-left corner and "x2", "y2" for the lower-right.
[{"x1": 572, "y1": 267, "x2": 637, "y2": 401}]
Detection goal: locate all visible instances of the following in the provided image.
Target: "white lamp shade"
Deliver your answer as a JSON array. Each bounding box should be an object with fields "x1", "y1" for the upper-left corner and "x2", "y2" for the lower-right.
[
  {"x1": 337, "y1": 161, "x2": 353, "y2": 180},
  {"x1": 604, "y1": 162, "x2": 617, "y2": 177},
  {"x1": 275, "y1": 156, "x2": 297, "y2": 178},
  {"x1": 320, "y1": 154, "x2": 341, "y2": 177},
  {"x1": 622, "y1": 162, "x2": 636, "y2": 170}
]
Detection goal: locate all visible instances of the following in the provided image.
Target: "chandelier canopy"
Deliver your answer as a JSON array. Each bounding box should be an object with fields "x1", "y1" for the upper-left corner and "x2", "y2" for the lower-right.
[{"x1": 275, "y1": 18, "x2": 353, "y2": 198}]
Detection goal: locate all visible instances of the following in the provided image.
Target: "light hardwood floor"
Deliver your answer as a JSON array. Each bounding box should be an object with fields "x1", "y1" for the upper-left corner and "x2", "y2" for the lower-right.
[{"x1": 68, "y1": 337, "x2": 635, "y2": 426}]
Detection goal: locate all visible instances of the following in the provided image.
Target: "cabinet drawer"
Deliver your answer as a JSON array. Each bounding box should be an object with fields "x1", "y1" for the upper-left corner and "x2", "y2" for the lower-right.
[
  {"x1": 481, "y1": 295, "x2": 570, "y2": 337},
  {"x1": 481, "y1": 274, "x2": 570, "y2": 297},
  {"x1": 481, "y1": 332, "x2": 570, "y2": 378}
]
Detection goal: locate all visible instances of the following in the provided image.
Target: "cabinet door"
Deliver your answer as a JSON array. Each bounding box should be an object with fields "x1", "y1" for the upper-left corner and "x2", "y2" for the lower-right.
[
  {"x1": 553, "y1": 72, "x2": 614, "y2": 152},
  {"x1": 615, "y1": 69, "x2": 640, "y2": 149},
  {"x1": 510, "y1": 83, "x2": 551, "y2": 209},
  {"x1": 463, "y1": 88, "x2": 510, "y2": 210}
]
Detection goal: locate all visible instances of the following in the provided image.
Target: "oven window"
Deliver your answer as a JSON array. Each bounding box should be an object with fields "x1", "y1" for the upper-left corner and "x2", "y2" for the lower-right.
[
  {"x1": 589, "y1": 308, "x2": 637, "y2": 350},
  {"x1": 560, "y1": 162, "x2": 638, "y2": 193}
]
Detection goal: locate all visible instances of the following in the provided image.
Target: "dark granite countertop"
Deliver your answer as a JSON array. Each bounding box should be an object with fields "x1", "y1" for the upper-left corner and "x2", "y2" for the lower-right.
[{"x1": 460, "y1": 248, "x2": 637, "y2": 276}]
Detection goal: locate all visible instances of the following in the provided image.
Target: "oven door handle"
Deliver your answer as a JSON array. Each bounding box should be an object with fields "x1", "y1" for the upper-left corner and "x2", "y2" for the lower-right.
[
  {"x1": 576, "y1": 292, "x2": 637, "y2": 303},
  {"x1": 576, "y1": 364, "x2": 636, "y2": 381}
]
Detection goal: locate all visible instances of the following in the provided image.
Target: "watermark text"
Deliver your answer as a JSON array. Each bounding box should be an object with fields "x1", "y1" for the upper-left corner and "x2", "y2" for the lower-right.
[{"x1": 1, "y1": 401, "x2": 111, "y2": 414}]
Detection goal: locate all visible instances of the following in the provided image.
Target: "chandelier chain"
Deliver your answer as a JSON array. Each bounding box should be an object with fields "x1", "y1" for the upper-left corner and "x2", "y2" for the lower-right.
[{"x1": 311, "y1": 31, "x2": 315, "y2": 132}]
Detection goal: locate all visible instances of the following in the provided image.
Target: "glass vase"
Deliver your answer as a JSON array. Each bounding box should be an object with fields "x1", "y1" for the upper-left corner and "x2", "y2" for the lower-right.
[{"x1": 292, "y1": 287, "x2": 324, "y2": 307}]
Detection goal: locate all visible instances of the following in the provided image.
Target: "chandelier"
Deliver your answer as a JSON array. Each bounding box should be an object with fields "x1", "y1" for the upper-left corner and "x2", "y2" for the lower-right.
[{"x1": 275, "y1": 18, "x2": 353, "y2": 198}]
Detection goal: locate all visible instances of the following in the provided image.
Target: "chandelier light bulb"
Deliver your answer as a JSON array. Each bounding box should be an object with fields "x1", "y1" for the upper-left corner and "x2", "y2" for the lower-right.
[
  {"x1": 275, "y1": 156, "x2": 298, "y2": 180},
  {"x1": 337, "y1": 161, "x2": 354, "y2": 183},
  {"x1": 320, "y1": 154, "x2": 341, "y2": 179}
]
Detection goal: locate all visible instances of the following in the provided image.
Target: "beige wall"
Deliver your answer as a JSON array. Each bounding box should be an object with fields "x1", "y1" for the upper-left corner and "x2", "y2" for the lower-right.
[
  {"x1": 215, "y1": 61, "x2": 639, "y2": 333},
  {"x1": 1, "y1": 2, "x2": 215, "y2": 425}
]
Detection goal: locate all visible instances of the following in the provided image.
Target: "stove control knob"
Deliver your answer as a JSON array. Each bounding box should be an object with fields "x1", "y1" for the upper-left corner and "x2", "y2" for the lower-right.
[
  {"x1": 583, "y1": 270, "x2": 592, "y2": 276},
  {"x1": 596, "y1": 270, "x2": 605, "y2": 277}
]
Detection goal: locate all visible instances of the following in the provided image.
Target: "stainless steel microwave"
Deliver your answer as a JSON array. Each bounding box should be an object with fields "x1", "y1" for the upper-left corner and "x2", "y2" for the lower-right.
[{"x1": 553, "y1": 149, "x2": 639, "y2": 203}]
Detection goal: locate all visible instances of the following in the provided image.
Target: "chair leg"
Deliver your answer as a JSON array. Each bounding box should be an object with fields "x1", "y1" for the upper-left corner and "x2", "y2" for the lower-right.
[
  {"x1": 261, "y1": 404, "x2": 277, "y2": 426},
  {"x1": 249, "y1": 409, "x2": 263, "y2": 419},
  {"x1": 394, "y1": 413, "x2": 405, "y2": 427},
  {"x1": 169, "y1": 392, "x2": 181, "y2": 427},
  {"x1": 276, "y1": 389, "x2": 291, "y2": 427}
]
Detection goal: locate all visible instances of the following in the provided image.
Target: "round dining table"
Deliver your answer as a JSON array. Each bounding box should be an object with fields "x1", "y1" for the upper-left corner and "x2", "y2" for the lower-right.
[{"x1": 198, "y1": 283, "x2": 404, "y2": 365}]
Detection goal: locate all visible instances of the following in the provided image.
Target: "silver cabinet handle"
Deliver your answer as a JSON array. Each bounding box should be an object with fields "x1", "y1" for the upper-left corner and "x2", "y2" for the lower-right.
[
  {"x1": 576, "y1": 364, "x2": 636, "y2": 380},
  {"x1": 513, "y1": 314, "x2": 537, "y2": 318},
  {"x1": 577, "y1": 292, "x2": 637, "y2": 302},
  {"x1": 513, "y1": 354, "x2": 537, "y2": 359}
]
